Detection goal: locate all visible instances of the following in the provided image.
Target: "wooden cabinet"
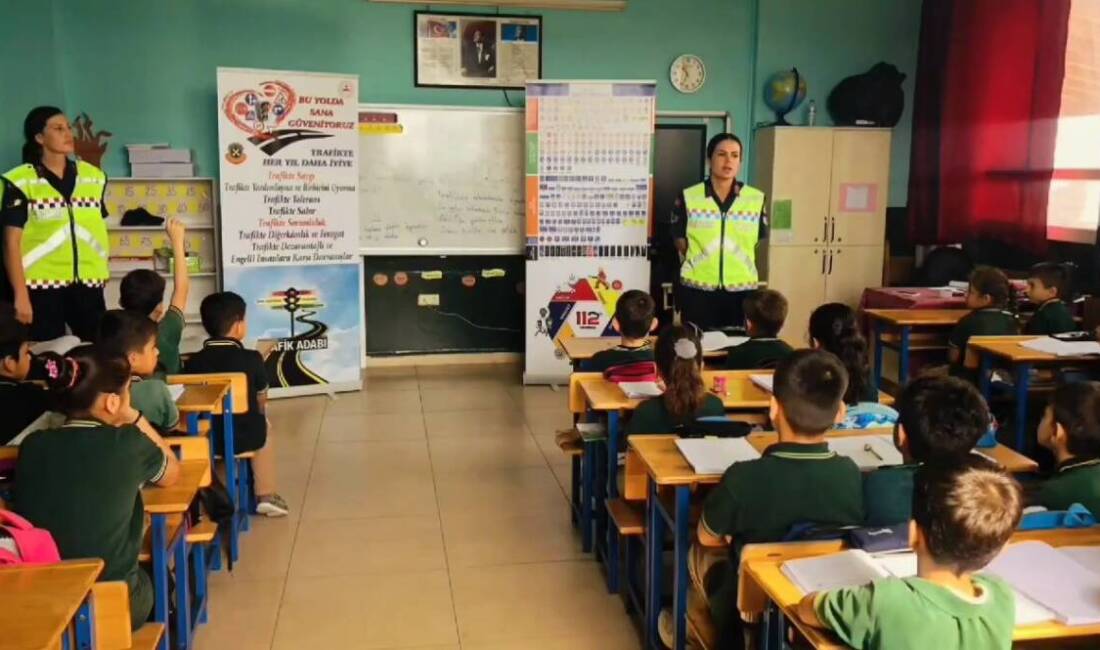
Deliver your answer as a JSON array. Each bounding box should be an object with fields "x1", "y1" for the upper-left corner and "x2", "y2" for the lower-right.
[{"x1": 753, "y1": 127, "x2": 891, "y2": 346}]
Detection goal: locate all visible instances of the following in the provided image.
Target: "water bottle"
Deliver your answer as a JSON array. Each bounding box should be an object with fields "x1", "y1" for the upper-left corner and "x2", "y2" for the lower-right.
[{"x1": 807, "y1": 100, "x2": 817, "y2": 126}]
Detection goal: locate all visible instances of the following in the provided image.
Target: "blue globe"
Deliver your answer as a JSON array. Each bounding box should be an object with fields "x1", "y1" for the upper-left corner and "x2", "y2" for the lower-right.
[{"x1": 763, "y1": 68, "x2": 808, "y2": 125}]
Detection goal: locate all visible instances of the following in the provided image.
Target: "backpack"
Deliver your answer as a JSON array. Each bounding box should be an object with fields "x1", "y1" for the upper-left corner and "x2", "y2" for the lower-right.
[
  {"x1": 0, "y1": 510, "x2": 61, "y2": 566},
  {"x1": 188, "y1": 473, "x2": 237, "y2": 571},
  {"x1": 603, "y1": 360, "x2": 659, "y2": 384}
]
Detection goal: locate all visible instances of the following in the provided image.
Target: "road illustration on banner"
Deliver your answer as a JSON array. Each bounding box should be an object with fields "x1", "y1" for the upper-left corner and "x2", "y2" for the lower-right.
[{"x1": 258, "y1": 288, "x2": 330, "y2": 388}]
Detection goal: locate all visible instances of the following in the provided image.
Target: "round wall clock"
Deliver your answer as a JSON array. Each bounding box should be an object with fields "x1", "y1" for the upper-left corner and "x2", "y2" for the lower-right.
[{"x1": 670, "y1": 54, "x2": 706, "y2": 94}]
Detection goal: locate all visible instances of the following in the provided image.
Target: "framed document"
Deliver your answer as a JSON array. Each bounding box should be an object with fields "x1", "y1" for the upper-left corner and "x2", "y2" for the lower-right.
[{"x1": 415, "y1": 11, "x2": 542, "y2": 90}]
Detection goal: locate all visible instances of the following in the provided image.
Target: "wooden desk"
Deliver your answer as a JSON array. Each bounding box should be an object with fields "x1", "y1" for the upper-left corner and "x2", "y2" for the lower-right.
[
  {"x1": 865, "y1": 309, "x2": 968, "y2": 392},
  {"x1": 744, "y1": 528, "x2": 1100, "y2": 648},
  {"x1": 142, "y1": 458, "x2": 209, "y2": 650},
  {"x1": 0, "y1": 558, "x2": 103, "y2": 650},
  {"x1": 966, "y1": 335, "x2": 1100, "y2": 451},
  {"x1": 559, "y1": 336, "x2": 724, "y2": 369},
  {"x1": 174, "y1": 383, "x2": 230, "y2": 414}
]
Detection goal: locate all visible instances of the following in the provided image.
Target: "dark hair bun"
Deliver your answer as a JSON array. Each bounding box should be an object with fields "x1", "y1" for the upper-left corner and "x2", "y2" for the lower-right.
[{"x1": 34, "y1": 351, "x2": 79, "y2": 392}]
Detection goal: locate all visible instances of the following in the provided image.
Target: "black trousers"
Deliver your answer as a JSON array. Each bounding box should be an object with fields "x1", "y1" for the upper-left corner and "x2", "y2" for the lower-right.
[
  {"x1": 677, "y1": 285, "x2": 747, "y2": 331},
  {"x1": 29, "y1": 283, "x2": 106, "y2": 341}
]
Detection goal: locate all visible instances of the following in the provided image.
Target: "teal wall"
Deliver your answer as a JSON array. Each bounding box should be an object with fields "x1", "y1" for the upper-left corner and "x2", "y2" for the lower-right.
[{"x1": 2, "y1": 0, "x2": 920, "y2": 206}]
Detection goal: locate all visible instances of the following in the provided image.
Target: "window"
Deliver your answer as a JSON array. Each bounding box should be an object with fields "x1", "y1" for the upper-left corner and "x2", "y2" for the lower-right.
[{"x1": 1047, "y1": 0, "x2": 1100, "y2": 243}]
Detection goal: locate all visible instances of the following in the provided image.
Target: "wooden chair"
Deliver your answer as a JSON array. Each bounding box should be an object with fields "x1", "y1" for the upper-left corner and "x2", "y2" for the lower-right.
[
  {"x1": 91, "y1": 582, "x2": 165, "y2": 650},
  {"x1": 566, "y1": 372, "x2": 604, "y2": 552}
]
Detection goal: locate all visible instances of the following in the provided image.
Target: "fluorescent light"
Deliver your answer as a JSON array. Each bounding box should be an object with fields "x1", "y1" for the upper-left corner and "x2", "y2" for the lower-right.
[{"x1": 369, "y1": 0, "x2": 625, "y2": 11}]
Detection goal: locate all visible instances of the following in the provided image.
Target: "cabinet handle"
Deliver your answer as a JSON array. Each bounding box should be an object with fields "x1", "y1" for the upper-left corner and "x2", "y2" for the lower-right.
[
  {"x1": 828, "y1": 250, "x2": 834, "y2": 275},
  {"x1": 821, "y1": 250, "x2": 826, "y2": 275},
  {"x1": 830, "y1": 217, "x2": 836, "y2": 242},
  {"x1": 822, "y1": 218, "x2": 829, "y2": 242}
]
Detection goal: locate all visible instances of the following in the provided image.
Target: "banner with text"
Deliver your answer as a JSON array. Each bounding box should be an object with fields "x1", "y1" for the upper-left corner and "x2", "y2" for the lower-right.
[
  {"x1": 217, "y1": 67, "x2": 362, "y2": 396},
  {"x1": 523, "y1": 81, "x2": 654, "y2": 383}
]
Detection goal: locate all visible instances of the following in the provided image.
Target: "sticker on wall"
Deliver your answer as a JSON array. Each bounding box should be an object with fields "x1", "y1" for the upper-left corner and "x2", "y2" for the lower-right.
[
  {"x1": 461, "y1": 274, "x2": 476, "y2": 288},
  {"x1": 393, "y1": 271, "x2": 409, "y2": 287},
  {"x1": 839, "y1": 183, "x2": 878, "y2": 213},
  {"x1": 421, "y1": 270, "x2": 443, "y2": 280},
  {"x1": 359, "y1": 111, "x2": 404, "y2": 135},
  {"x1": 482, "y1": 268, "x2": 506, "y2": 279},
  {"x1": 372, "y1": 273, "x2": 389, "y2": 287},
  {"x1": 770, "y1": 198, "x2": 794, "y2": 244}
]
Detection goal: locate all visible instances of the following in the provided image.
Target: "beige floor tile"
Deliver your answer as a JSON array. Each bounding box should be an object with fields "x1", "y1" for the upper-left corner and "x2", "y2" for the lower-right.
[
  {"x1": 312, "y1": 439, "x2": 433, "y2": 475},
  {"x1": 362, "y1": 373, "x2": 421, "y2": 391},
  {"x1": 435, "y1": 467, "x2": 566, "y2": 516},
  {"x1": 525, "y1": 407, "x2": 577, "y2": 437},
  {"x1": 428, "y1": 435, "x2": 547, "y2": 474},
  {"x1": 417, "y1": 374, "x2": 508, "y2": 391},
  {"x1": 288, "y1": 516, "x2": 446, "y2": 578},
  {"x1": 507, "y1": 385, "x2": 570, "y2": 410},
  {"x1": 192, "y1": 577, "x2": 284, "y2": 650},
  {"x1": 423, "y1": 409, "x2": 529, "y2": 438},
  {"x1": 440, "y1": 504, "x2": 584, "y2": 568},
  {"x1": 450, "y1": 561, "x2": 633, "y2": 645},
  {"x1": 320, "y1": 411, "x2": 426, "y2": 442},
  {"x1": 302, "y1": 473, "x2": 438, "y2": 520},
  {"x1": 462, "y1": 631, "x2": 642, "y2": 650},
  {"x1": 417, "y1": 363, "x2": 514, "y2": 379},
  {"x1": 272, "y1": 570, "x2": 458, "y2": 649},
  {"x1": 532, "y1": 433, "x2": 573, "y2": 466},
  {"x1": 209, "y1": 518, "x2": 297, "y2": 582},
  {"x1": 548, "y1": 461, "x2": 577, "y2": 496},
  {"x1": 326, "y1": 389, "x2": 423, "y2": 415},
  {"x1": 420, "y1": 385, "x2": 516, "y2": 412}
]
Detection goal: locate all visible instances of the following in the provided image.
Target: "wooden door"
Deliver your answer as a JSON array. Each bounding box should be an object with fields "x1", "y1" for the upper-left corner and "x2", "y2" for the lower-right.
[
  {"x1": 828, "y1": 129, "x2": 891, "y2": 247},
  {"x1": 754, "y1": 128, "x2": 834, "y2": 247},
  {"x1": 766, "y1": 245, "x2": 827, "y2": 347}
]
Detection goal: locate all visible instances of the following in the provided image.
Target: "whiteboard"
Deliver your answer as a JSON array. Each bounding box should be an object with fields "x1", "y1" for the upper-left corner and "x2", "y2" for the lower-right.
[{"x1": 358, "y1": 104, "x2": 525, "y2": 254}]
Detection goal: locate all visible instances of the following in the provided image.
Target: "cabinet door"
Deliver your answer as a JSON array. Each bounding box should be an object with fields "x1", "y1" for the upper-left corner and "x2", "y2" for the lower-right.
[
  {"x1": 829, "y1": 129, "x2": 891, "y2": 246},
  {"x1": 766, "y1": 245, "x2": 827, "y2": 347},
  {"x1": 824, "y1": 245, "x2": 885, "y2": 307},
  {"x1": 755, "y1": 128, "x2": 834, "y2": 247}
]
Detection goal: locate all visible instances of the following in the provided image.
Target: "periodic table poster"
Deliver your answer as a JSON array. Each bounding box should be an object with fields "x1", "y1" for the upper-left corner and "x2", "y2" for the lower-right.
[{"x1": 523, "y1": 81, "x2": 655, "y2": 384}]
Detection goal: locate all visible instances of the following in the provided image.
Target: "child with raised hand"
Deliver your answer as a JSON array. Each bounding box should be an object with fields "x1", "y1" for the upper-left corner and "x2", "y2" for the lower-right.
[
  {"x1": 119, "y1": 217, "x2": 189, "y2": 375},
  {"x1": 626, "y1": 324, "x2": 724, "y2": 435},
  {"x1": 799, "y1": 457, "x2": 1022, "y2": 650},
  {"x1": 97, "y1": 309, "x2": 179, "y2": 431},
  {"x1": 14, "y1": 344, "x2": 180, "y2": 629},
  {"x1": 1035, "y1": 381, "x2": 1100, "y2": 515}
]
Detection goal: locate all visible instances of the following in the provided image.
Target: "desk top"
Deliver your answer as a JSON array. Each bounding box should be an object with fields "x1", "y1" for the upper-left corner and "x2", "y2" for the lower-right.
[
  {"x1": 581, "y1": 371, "x2": 894, "y2": 412},
  {"x1": 864, "y1": 309, "x2": 969, "y2": 327},
  {"x1": 966, "y1": 335, "x2": 1100, "y2": 365},
  {"x1": 174, "y1": 382, "x2": 230, "y2": 413},
  {"x1": 0, "y1": 558, "x2": 103, "y2": 650},
  {"x1": 629, "y1": 430, "x2": 1037, "y2": 487},
  {"x1": 745, "y1": 529, "x2": 1100, "y2": 646},
  {"x1": 142, "y1": 459, "x2": 210, "y2": 514},
  {"x1": 559, "y1": 336, "x2": 725, "y2": 361}
]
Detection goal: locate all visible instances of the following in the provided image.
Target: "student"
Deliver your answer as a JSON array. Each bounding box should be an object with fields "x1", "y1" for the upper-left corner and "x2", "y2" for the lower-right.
[
  {"x1": 948, "y1": 266, "x2": 1018, "y2": 369},
  {"x1": 97, "y1": 309, "x2": 179, "y2": 432},
  {"x1": 1024, "y1": 262, "x2": 1076, "y2": 335},
  {"x1": 184, "y1": 291, "x2": 287, "y2": 517},
  {"x1": 119, "y1": 218, "x2": 189, "y2": 375},
  {"x1": 677, "y1": 350, "x2": 864, "y2": 648},
  {"x1": 724, "y1": 289, "x2": 793, "y2": 370},
  {"x1": 14, "y1": 345, "x2": 180, "y2": 629},
  {"x1": 586, "y1": 289, "x2": 656, "y2": 373},
  {"x1": 863, "y1": 375, "x2": 991, "y2": 525},
  {"x1": 809, "y1": 303, "x2": 874, "y2": 404},
  {"x1": 1035, "y1": 381, "x2": 1100, "y2": 515},
  {"x1": 798, "y1": 457, "x2": 1022, "y2": 650},
  {"x1": 626, "y1": 325, "x2": 725, "y2": 435},
  {"x1": 0, "y1": 302, "x2": 52, "y2": 444}
]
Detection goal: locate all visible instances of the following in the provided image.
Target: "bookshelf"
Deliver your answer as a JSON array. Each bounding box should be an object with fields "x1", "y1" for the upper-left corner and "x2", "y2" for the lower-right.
[{"x1": 103, "y1": 177, "x2": 220, "y2": 355}]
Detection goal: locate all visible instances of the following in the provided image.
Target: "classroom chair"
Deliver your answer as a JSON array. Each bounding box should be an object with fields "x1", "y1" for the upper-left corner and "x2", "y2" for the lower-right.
[
  {"x1": 604, "y1": 447, "x2": 647, "y2": 608},
  {"x1": 567, "y1": 372, "x2": 604, "y2": 554},
  {"x1": 91, "y1": 582, "x2": 165, "y2": 650},
  {"x1": 164, "y1": 436, "x2": 218, "y2": 626}
]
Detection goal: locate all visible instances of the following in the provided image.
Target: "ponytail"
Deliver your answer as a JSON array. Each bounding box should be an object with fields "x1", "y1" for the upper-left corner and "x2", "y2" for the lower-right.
[
  {"x1": 21, "y1": 141, "x2": 41, "y2": 165},
  {"x1": 655, "y1": 325, "x2": 707, "y2": 421},
  {"x1": 809, "y1": 303, "x2": 869, "y2": 405},
  {"x1": 43, "y1": 344, "x2": 131, "y2": 416}
]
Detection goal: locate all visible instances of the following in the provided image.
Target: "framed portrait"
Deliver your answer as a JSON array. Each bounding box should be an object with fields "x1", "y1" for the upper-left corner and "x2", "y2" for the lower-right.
[{"x1": 415, "y1": 11, "x2": 542, "y2": 90}]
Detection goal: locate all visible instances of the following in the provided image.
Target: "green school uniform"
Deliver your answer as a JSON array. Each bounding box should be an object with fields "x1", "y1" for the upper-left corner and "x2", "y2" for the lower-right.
[
  {"x1": 1024, "y1": 299, "x2": 1076, "y2": 335},
  {"x1": 1036, "y1": 457, "x2": 1100, "y2": 515},
  {"x1": 816, "y1": 575, "x2": 1015, "y2": 650},
  {"x1": 862, "y1": 464, "x2": 917, "y2": 526},
  {"x1": 724, "y1": 337, "x2": 794, "y2": 370},
  {"x1": 586, "y1": 341, "x2": 653, "y2": 372},
  {"x1": 949, "y1": 308, "x2": 1018, "y2": 354},
  {"x1": 156, "y1": 306, "x2": 186, "y2": 376},
  {"x1": 625, "y1": 393, "x2": 725, "y2": 435},
  {"x1": 130, "y1": 376, "x2": 180, "y2": 431}
]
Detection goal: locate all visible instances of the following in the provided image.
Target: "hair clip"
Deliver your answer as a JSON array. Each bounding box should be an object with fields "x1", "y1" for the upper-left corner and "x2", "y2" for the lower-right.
[
  {"x1": 674, "y1": 338, "x2": 697, "y2": 360},
  {"x1": 64, "y1": 357, "x2": 79, "y2": 390}
]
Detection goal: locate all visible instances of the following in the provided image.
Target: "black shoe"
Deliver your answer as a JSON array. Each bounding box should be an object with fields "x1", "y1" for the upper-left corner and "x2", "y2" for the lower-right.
[{"x1": 120, "y1": 207, "x2": 165, "y2": 227}]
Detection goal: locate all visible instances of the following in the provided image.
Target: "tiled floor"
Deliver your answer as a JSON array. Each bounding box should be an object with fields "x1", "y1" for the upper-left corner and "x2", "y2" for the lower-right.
[{"x1": 193, "y1": 363, "x2": 640, "y2": 650}]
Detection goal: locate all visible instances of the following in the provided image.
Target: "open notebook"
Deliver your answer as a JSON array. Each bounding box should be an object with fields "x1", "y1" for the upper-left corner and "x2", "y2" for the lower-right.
[
  {"x1": 749, "y1": 374, "x2": 774, "y2": 393},
  {"x1": 675, "y1": 437, "x2": 760, "y2": 475},
  {"x1": 1021, "y1": 337, "x2": 1100, "y2": 358}
]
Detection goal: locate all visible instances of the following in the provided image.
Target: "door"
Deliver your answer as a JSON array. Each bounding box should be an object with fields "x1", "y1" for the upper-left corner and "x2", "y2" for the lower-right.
[
  {"x1": 766, "y1": 245, "x2": 827, "y2": 347},
  {"x1": 754, "y1": 128, "x2": 834, "y2": 247},
  {"x1": 829, "y1": 129, "x2": 892, "y2": 246},
  {"x1": 823, "y1": 245, "x2": 885, "y2": 307}
]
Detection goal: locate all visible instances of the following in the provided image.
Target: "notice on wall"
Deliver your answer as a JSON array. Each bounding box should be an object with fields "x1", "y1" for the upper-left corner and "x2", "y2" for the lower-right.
[{"x1": 217, "y1": 67, "x2": 362, "y2": 396}]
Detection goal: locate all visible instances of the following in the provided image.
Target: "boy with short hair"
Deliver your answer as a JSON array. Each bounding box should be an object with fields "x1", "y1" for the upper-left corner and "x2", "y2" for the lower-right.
[
  {"x1": 1035, "y1": 381, "x2": 1100, "y2": 515},
  {"x1": 1024, "y1": 262, "x2": 1076, "y2": 335},
  {"x1": 586, "y1": 289, "x2": 656, "y2": 372},
  {"x1": 184, "y1": 291, "x2": 287, "y2": 517},
  {"x1": 680, "y1": 350, "x2": 864, "y2": 647},
  {"x1": 948, "y1": 266, "x2": 1018, "y2": 369},
  {"x1": 724, "y1": 289, "x2": 793, "y2": 369},
  {"x1": 119, "y1": 218, "x2": 189, "y2": 375},
  {"x1": 97, "y1": 309, "x2": 179, "y2": 432},
  {"x1": 863, "y1": 375, "x2": 991, "y2": 525},
  {"x1": 799, "y1": 457, "x2": 1022, "y2": 650}
]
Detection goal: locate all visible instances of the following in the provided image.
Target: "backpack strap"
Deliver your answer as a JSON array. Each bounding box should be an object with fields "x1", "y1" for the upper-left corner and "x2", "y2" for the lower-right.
[{"x1": 0, "y1": 509, "x2": 34, "y2": 530}]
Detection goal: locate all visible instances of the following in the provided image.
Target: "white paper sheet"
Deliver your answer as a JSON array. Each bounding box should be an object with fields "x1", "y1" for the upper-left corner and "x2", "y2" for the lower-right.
[
  {"x1": 619, "y1": 381, "x2": 663, "y2": 398},
  {"x1": 749, "y1": 374, "x2": 774, "y2": 393},
  {"x1": 701, "y1": 331, "x2": 750, "y2": 353},
  {"x1": 674, "y1": 437, "x2": 761, "y2": 475}
]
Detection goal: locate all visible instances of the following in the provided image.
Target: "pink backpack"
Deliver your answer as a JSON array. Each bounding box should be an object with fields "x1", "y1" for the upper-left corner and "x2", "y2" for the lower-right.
[{"x1": 0, "y1": 510, "x2": 61, "y2": 566}]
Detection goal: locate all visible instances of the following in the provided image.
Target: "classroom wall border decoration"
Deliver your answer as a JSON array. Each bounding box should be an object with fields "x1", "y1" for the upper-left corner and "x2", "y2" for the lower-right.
[
  {"x1": 524, "y1": 80, "x2": 655, "y2": 384},
  {"x1": 216, "y1": 67, "x2": 363, "y2": 398}
]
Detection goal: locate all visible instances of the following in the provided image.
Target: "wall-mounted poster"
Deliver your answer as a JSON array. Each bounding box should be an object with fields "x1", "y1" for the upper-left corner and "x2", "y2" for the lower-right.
[{"x1": 415, "y1": 12, "x2": 542, "y2": 90}]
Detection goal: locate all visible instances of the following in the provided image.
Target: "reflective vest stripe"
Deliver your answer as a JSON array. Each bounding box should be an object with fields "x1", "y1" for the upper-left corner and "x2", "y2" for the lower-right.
[
  {"x1": 73, "y1": 224, "x2": 107, "y2": 258},
  {"x1": 22, "y1": 228, "x2": 71, "y2": 269}
]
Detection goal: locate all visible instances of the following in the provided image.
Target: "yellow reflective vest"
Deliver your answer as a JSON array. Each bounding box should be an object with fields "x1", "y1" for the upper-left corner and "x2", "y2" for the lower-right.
[{"x1": 680, "y1": 182, "x2": 765, "y2": 291}]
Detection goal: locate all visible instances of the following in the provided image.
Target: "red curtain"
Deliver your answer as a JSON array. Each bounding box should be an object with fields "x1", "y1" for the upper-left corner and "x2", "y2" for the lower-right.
[{"x1": 907, "y1": 0, "x2": 1071, "y2": 253}]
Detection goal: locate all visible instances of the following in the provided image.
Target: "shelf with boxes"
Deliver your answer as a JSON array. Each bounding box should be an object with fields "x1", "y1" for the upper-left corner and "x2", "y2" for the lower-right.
[{"x1": 103, "y1": 176, "x2": 220, "y2": 355}]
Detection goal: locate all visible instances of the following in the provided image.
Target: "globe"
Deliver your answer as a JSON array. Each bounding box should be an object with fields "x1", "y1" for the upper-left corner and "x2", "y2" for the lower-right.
[{"x1": 763, "y1": 68, "x2": 808, "y2": 125}]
